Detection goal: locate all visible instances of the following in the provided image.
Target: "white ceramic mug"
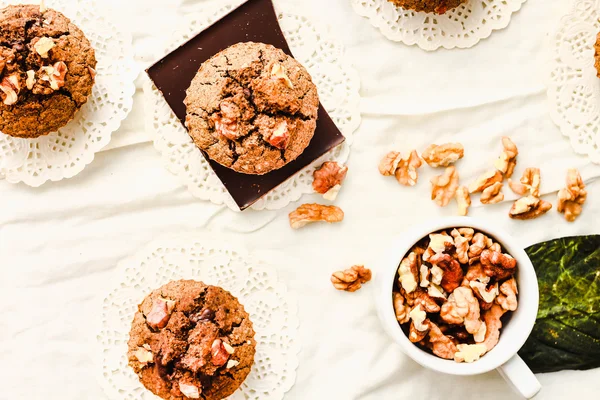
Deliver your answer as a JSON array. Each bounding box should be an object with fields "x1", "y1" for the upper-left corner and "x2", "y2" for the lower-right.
[{"x1": 375, "y1": 216, "x2": 541, "y2": 399}]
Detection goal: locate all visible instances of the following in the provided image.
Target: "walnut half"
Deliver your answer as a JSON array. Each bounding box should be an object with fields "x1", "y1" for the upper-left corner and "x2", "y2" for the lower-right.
[
  {"x1": 557, "y1": 168, "x2": 587, "y2": 222},
  {"x1": 289, "y1": 203, "x2": 344, "y2": 229},
  {"x1": 509, "y1": 196, "x2": 552, "y2": 220},
  {"x1": 422, "y1": 143, "x2": 464, "y2": 168},
  {"x1": 431, "y1": 166, "x2": 459, "y2": 207},
  {"x1": 331, "y1": 265, "x2": 372, "y2": 292}
]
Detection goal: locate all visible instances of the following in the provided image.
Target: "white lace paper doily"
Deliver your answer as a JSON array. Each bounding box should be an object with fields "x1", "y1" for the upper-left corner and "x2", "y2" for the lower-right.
[
  {"x1": 0, "y1": 0, "x2": 136, "y2": 186},
  {"x1": 144, "y1": 0, "x2": 361, "y2": 211},
  {"x1": 351, "y1": 0, "x2": 527, "y2": 51},
  {"x1": 96, "y1": 234, "x2": 299, "y2": 400},
  {"x1": 547, "y1": 0, "x2": 600, "y2": 164}
]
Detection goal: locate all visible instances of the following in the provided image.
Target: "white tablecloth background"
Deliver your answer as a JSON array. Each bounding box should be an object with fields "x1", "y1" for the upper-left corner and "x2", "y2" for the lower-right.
[{"x1": 1, "y1": 0, "x2": 600, "y2": 398}]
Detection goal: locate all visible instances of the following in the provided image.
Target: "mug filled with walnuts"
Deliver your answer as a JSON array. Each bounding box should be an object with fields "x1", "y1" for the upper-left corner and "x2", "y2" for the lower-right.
[{"x1": 375, "y1": 217, "x2": 541, "y2": 399}]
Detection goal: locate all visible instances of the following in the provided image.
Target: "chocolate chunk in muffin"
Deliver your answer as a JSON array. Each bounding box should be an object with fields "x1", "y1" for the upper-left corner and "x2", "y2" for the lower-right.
[
  {"x1": 387, "y1": 0, "x2": 468, "y2": 14},
  {"x1": 184, "y1": 42, "x2": 319, "y2": 175},
  {"x1": 0, "y1": 4, "x2": 96, "y2": 138},
  {"x1": 128, "y1": 280, "x2": 256, "y2": 400},
  {"x1": 594, "y1": 31, "x2": 600, "y2": 78}
]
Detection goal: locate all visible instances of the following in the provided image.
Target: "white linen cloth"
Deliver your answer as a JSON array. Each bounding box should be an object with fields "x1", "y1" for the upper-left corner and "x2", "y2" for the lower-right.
[{"x1": 1, "y1": 0, "x2": 600, "y2": 399}]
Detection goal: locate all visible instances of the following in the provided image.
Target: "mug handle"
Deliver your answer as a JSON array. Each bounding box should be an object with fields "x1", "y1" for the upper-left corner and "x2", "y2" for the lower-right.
[{"x1": 497, "y1": 355, "x2": 541, "y2": 399}]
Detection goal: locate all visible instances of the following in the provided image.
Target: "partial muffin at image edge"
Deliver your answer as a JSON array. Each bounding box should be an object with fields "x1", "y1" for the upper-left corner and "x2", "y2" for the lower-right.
[
  {"x1": 387, "y1": 0, "x2": 468, "y2": 14},
  {"x1": 184, "y1": 42, "x2": 319, "y2": 175},
  {"x1": 595, "y1": 31, "x2": 600, "y2": 78},
  {"x1": 0, "y1": 4, "x2": 97, "y2": 139},
  {"x1": 128, "y1": 280, "x2": 256, "y2": 400}
]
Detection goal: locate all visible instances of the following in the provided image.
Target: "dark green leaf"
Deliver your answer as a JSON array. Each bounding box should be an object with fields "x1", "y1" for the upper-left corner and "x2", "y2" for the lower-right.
[{"x1": 519, "y1": 235, "x2": 600, "y2": 373}]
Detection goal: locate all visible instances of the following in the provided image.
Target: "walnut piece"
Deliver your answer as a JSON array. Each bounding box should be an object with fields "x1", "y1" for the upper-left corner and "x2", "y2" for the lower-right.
[
  {"x1": 455, "y1": 186, "x2": 471, "y2": 216},
  {"x1": 423, "y1": 233, "x2": 454, "y2": 262},
  {"x1": 211, "y1": 339, "x2": 231, "y2": 367},
  {"x1": 211, "y1": 100, "x2": 240, "y2": 140},
  {"x1": 0, "y1": 73, "x2": 20, "y2": 105},
  {"x1": 25, "y1": 70, "x2": 35, "y2": 90},
  {"x1": 395, "y1": 150, "x2": 423, "y2": 186},
  {"x1": 480, "y1": 250, "x2": 517, "y2": 280},
  {"x1": 415, "y1": 290, "x2": 441, "y2": 313},
  {"x1": 331, "y1": 265, "x2": 372, "y2": 292},
  {"x1": 265, "y1": 121, "x2": 289, "y2": 149},
  {"x1": 145, "y1": 298, "x2": 175, "y2": 330},
  {"x1": 480, "y1": 182, "x2": 504, "y2": 205},
  {"x1": 312, "y1": 161, "x2": 348, "y2": 201},
  {"x1": 226, "y1": 359, "x2": 240, "y2": 369},
  {"x1": 133, "y1": 346, "x2": 154, "y2": 364},
  {"x1": 428, "y1": 283, "x2": 446, "y2": 300},
  {"x1": 496, "y1": 277, "x2": 518, "y2": 311},
  {"x1": 509, "y1": 168, "x2": 540, "y2": 197},
  {"x1": 422, "y1": 143, "x2": 464, "y2": 167},
  {"x1": 451, "y1": 229, "x2": 469, "y2": 264},
  {"x1": 431, "y1": 166, "x2": 460, "y2": 207},
  {"x1": 34, "y1": 37, "x2": 55, "y2": 58},
  {"x1": 409, "y1": 305, "x2": 430, "y2": 342},
  {"x1": 430, "y1": 265, "x2": 444, "y2": 286},
  {"x1": 419, "y1": 264, "x2": 430, "y2": 288},
  {"x1": 289, "y1": 203, "x2": 344, "y2": 229},
  {"x1": 482, "y1": 304, "x2": 506, "y2": 351},
  {"x1": 427, "y1": 321, "x2": 458, "y2": 360},
  {"x1": 454, "y1": 344, "x2": 487, "y2": 363},
  {"x1": 179, "y1": 382, "x2": 201, "y2": 399},
  {"x1": 494, "y1": 137, "x2": 518, "y2": 178},
  {"x1": 557, "y1": 168, "x2": 587, "y2": 222},
  {"x1": 470, "y1": 281, "x2": 499, "y2": 304},
  {"x1": 39, "y1": 61, "x2": 68, "y2": 91},
  {"x1": 468, "y1": 170, "x2": 503, "y2": 194},
  {"x1": 440, "y1": 287, "x2": 482, "y2": 335},
  {"x1": 393, "y1": 292, "x2": 411, "y2": 324},
  {"x1": 398, "y1": 252, "x2": 419, "y2": 294},
  {"x1": 378, "y1": 151, "x2": 403, "y2": 176},
  {"x1": 270, "y1": 63, "x2": 294, "y2": 89},
  {"x1": 509, "y1": 195, "x2": 552, "y2": 220},
  {"x1": 429, "y1": 253, "x2": 464, "y2": 293}
]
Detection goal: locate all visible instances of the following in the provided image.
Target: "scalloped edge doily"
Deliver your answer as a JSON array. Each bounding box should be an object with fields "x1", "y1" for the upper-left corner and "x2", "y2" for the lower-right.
[
  {"x1": 351, "y1": 0, "x2": 528, "y2": 51},
  {"x1": 0, "y1": 0, "x2": 137, "y2": 186},
  {"x1": 546, "y1": 0, "x2": 600, "y2": 164},
  {"x1": 144, "y1": 0, "x2": 361, "y2": 211}
]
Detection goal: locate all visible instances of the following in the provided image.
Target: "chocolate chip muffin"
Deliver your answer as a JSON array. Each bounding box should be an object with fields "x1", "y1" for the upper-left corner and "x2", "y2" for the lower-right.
[
  {"x1": 387, "y1": 0, "x2": 468, "y2": 14},
  {"x1": 185, "y1": 42, "x2": 319, "y2": 175},
  {"x1": 595, "y1": 31, "x2": 600, "y2": 78},
  {"x1": 128, "y1": 280, "x2": 256, "y2": 400},
  {"x1": 0, "y1": 4, "x2": 96, "y2": 138}
]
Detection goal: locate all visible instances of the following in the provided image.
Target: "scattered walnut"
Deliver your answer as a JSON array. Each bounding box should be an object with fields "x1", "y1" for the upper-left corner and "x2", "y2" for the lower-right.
[
  {"x1": 422, "y1": 143, "x2": 464, "y2": 167},
  {"x1": 211, "y1": 339, "x2": 231, "y2": 367},
  {"x1": 482, "y1": 304, "x2": 506, "y2": 351},
  {"x1": 454, "y1": 343, "x2": 487, "y2": 363},
  {"x1": 431, "y1": 166, "x2": 460, "y2": 207},
  {"x1": 496, "y1": 278, "x2": 518, "y2": 311},
  {"x1": 557, "y1": 168, "x2": 587, "y2": 222},
  {"x1": 179, "y1": 382, "x2": 201, "y2": 399},
  {"x1": 480, "y1": 250, "x2": 517, "y2": 280},
  {"x1": 378, "y1": 151, "x2": 403, "y2": 176},
  {"x1": 313, "y1": 161, "x2": 348, "y2": 201},
  {"x1": 509, "y1": 195, "x2": 552, "y2": 220},
  {"x1": 270, "y1": 63, "x2": 294, "y2": 89},
  {"x1": 0, "y1": 73, "x2": 20, "y2": 105},
  {"x1": 331, "y1": 265, "x2": 372, "y2": 292},
  {"x1": 468, "y1": 170, "x2": 503, "y2": 194},
  {"x1": 393, "y1": 292, "x2": 411, "y2": 324},
  {"x1": 289, "y1": 203, "x2": 344, "y2": 229},
  {"x1": 395, "y1": 150, "x2": 423, "y2": 186},
  {"x1": 509, "y1": 168, "x2": 540, "y2": 197},
  {"x1": 34, "y1": 37, "x2": 55, "y2": 58},
  {"x1": 480, "y1": 182, "x2": 504, "y2": 205},
  {"x1": 25, "y1": 70, "x2": 35, "y2": 90},
  {"x1": 133, "y1": 346, "x2": 154, "y2": 364},
  {"x1": 265, "y1": 121, "x2": 289, "y2": 149},
  {"x1": 455, "y1": 186, "x2": 471, "y2": 216},
  {"x1": 398, "y1": 252, "x2": 419, "y2": 294},
  {"x1": 494, "y1": 137, "x2": 518, "y2": 179},
  {"x1": 145, "y1": 298, "x2": 175, "y2": 330},
  {"x1": 427, "y1": 321, "x2": 458, "y2": 360},
  {"x1": 429, "y1": 253, "x2": 464, "y2": 293}
]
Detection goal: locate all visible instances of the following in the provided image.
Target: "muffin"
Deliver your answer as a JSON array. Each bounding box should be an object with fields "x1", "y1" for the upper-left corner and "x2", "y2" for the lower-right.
[
  {"x1": 595, "y1": 31, "x2": 600, "y2": 78},
  {"x1": 0, "y1": 4, "x2": 96, "y2": 138},
  {"x1": 387, "y1": 0, "x2": 468, "y2": 14},
  {"x1": 185, "y1": 42, "x2": 319, "y2": 175},
  {"x1": 128, "y1": 280, "x2": 256, "y2": 400}
]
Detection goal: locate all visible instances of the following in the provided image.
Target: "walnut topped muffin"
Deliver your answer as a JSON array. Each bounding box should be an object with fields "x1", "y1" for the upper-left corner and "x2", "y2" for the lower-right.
[
  {"x1": 184, "y1": 42, "x2": 319, "y2": 175},
  {"x1": 0, "y1": 4, "x2": 96, "y2": 138},
  {"x1": 128, "y1": 280, "x2": 256, "y2": 400},
  {"x1": 387, "y1": 0, "x2": 468, "y2": 14},
  {"x1": 594, "y1": 31, "x2": 600, "y2": 78}
]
